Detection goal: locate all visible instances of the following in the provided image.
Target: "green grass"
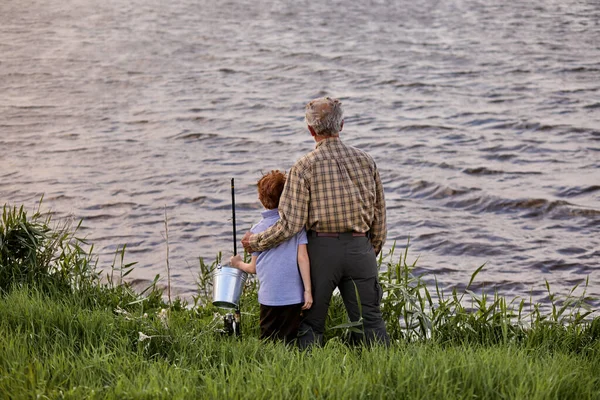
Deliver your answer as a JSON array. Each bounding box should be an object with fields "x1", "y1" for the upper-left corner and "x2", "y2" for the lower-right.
[
  {"x1": 1, "y1": 288, "x2": 598, "y2": 399},
  {"x1": 1, "y1": 202, "x2": 599, "y2": 399}
]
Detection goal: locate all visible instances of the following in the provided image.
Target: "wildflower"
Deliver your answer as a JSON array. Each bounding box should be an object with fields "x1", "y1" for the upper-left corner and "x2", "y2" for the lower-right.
[
  {"x1": 114, "y1": 306, "x2": 129, "y2": 316},
  {"x1": 138, "y1": 332, "x2": 151, "y2": 342},
  {"x1": 158, "y1": 308, "x2": 169, "y2": 328}
]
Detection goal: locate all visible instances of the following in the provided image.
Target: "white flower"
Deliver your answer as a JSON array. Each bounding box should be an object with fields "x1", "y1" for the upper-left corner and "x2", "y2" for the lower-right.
[
  {"x1": 114, "y1": 306, "x2": 129, "y2": 316},
  {"x1": 158, "y1": 308, "x2": 169, "y2": 328},
  {"x1": 138, "y1": 332, "x2": 151, "y2": 342}
]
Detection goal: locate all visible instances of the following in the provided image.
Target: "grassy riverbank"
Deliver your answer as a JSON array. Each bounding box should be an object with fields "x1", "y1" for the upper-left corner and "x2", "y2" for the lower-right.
[{"x1": 1, "y1": 203, "x2": 599, "y2": 399}]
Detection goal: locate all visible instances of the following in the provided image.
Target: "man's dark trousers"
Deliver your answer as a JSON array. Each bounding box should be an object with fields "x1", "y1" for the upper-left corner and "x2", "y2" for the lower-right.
[{"x1": 298, "y1": 231, "x2": 390, "y2": 348}]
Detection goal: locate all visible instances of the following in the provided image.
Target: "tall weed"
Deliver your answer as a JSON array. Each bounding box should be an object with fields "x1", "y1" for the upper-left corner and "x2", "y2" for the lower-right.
[{"x1": 0, "y1": 201, "x2": 97, "y2": 294}]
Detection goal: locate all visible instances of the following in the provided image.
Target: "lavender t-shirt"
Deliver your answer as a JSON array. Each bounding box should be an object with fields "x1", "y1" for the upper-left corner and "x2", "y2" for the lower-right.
[{"x1": 251, "y1": 208, "x2": 308, "y2": 306}]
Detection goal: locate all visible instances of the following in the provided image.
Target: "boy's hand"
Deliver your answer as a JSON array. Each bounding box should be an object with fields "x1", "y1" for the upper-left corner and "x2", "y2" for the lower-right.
[
  {"x1": 302, "y1": 290, "x2": 313, "y2": 310},
  {"x1": 229, "y1": 255, "x2": 243, "y2": 268}
]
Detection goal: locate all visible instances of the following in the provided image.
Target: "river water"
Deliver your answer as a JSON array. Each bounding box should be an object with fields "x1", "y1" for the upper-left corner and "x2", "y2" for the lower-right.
[{"x1": 1, "y1": 0, "x2": 599, "y2": 308}]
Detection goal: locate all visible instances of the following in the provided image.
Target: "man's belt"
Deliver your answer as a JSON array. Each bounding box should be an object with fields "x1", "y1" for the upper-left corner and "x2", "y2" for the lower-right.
[{"x1": 310, "y1": 231, "x2": 367, "y2": 238}]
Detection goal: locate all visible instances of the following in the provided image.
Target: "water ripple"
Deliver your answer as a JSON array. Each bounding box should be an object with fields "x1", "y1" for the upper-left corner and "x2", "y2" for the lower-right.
[{"x1": 1, "y1": 0, "x2": 599, "y2": 306}]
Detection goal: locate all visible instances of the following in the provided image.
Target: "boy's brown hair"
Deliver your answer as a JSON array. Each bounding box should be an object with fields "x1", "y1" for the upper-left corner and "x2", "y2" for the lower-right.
[{"x1": 257, "y1": 170, "x2": 286, "y2": 209}]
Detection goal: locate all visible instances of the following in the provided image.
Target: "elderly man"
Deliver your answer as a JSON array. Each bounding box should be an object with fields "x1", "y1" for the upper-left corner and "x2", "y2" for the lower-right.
[{"x1": 242, "y1": 97, "x2": 390, "y2": 348}]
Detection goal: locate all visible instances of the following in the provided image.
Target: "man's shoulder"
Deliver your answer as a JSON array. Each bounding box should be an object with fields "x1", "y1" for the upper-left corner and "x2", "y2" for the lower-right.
[
  {"x1": 348, "y1": 143, "x2": 372, "y2": 159},
  {"x1": 293, "y1": 149, "x2": 318, "y2": 170},
  {"x1": 335, "y1": 140, "x2": 376, "y2": 166},
  {"x1": 293, "y1": 138, "x2": 375, "y2": 168}
]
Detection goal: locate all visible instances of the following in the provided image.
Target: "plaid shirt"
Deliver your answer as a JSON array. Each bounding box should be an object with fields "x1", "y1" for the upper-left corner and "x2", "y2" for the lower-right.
[{"x1": 249, "y1": 137, "x2": 387, "y2": 254}]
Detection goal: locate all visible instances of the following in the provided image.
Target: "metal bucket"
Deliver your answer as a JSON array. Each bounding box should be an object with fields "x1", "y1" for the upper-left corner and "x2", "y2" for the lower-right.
[{"x1": 212, "y1": 264, "x2": 248, "y2": 309}]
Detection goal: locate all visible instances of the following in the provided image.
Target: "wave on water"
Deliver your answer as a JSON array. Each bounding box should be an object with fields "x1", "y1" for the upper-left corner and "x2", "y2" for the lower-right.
[
  {"x1": 556, "y1": 185, "x2": 600, "y2": 198},
  {"x1": 172, "y1": 132, "x2": 219, "y2": 141},
  {"x1": 529, "y1": 259, "x2": 591, "y2": 275},
  {"x1": 1, "y1": 0, "x2": 599, "y2": 307},
  {"x1": 405, "y1": 180, "x2": 479, "y2": 200},
  {"x1": 462, "y1": 167, "x2": 542, "y2": 176},
  {"x1": 462, "y1": 196, "x2": 599, "y2": 220},
  {"x1": 419, "y1": 238, "x2": 514, "y2": 257},
  {"x1": 83, "y1": 202, "x2": 138, "y2": 210},
  {"x1": 403, "y1": 179, "x2": 600, "y2": 220}
]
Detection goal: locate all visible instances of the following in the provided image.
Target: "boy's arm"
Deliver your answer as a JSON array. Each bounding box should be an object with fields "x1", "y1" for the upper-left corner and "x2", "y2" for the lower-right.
[
  {"x1": 230, "y1": 255, "x2": 257, "y2": 274},
  {"x1": 297, "y1": 244, "x2": 312, "y2": 310}
]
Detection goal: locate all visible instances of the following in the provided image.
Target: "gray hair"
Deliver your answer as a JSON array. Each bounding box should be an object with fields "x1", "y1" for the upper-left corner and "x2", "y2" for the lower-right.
[{"x1": 304, "y1": 97, "x2": 344, "y2": 137}]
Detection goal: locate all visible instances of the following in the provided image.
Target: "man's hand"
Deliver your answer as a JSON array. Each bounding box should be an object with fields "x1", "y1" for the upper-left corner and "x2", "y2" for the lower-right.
[{"x1": 241, "y1": 231, "x2": 253, "y2": 253}]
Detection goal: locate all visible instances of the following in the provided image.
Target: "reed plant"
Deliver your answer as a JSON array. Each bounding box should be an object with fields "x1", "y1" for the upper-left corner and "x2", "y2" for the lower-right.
[
  {"x1": 376, "y1": 241, "x2": 598, "y2": 353},
  {"x1": 0, "y1": 201, "x2": 99, "y2": 295},
  {"x1": 199, "y1": 239, "x2": 598, "y2": 351}
]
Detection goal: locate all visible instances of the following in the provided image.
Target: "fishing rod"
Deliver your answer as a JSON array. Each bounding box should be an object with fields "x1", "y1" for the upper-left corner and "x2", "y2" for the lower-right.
[
  {"x1": 229, "y1": 177, "x2": 241, "y2": 337},
  {"x1": 212, "y1": 177, "x2": 244, "y2": 337},
  {"x1": 231, "y1": 177, "x2": 237, "y2": 257}
]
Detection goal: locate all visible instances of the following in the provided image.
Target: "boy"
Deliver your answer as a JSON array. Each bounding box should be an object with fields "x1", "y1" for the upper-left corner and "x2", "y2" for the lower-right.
[{"x1": 230, "y1": 170, "x2": 312, "y2": 343}]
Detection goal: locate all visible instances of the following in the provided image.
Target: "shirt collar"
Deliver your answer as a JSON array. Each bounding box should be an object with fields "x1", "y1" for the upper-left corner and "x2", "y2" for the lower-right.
[
  {"x1": 261, "y1": 208, "x2": 279, "y2": 218},
  {"x1": 315, "y1": 136, "x2": 340, "y2": 149}
]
